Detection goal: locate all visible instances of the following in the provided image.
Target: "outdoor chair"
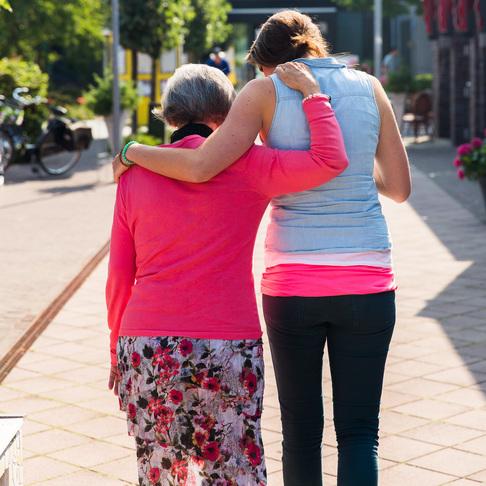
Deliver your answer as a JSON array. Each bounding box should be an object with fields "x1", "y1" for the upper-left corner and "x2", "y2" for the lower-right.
[{"x1": 402, "y1": 91, "x2": 434, "y2": 141}]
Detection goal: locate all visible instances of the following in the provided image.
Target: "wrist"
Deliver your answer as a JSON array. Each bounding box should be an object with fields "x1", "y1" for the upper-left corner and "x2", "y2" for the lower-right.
[
  {"x1": 121, "y1": 141, "x2": 137, "y2": 167},
  {"x1": 302, "y1": 93, "x2": 332, "y2": 104},
  {"x1": 301, "y1": 83, "x2": 321, "y2": 98}
]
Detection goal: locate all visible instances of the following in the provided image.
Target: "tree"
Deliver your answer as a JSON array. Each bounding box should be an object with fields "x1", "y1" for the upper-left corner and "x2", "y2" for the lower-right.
[
  {"x1": 120, "y1": 0, "x2": 192, "y2": 105},
  {"x1": 184, "y1": 0, "x2": 232, "y2": 62},
  {"x1": 0, "y1": 0, "x2": 11, "y2": 11},
  {"x1": 332, "y1": 0, "x2": 421, "y2": 16},
  {"x1": 0, "y1": 0, "x2": 107, "y2": 90}
]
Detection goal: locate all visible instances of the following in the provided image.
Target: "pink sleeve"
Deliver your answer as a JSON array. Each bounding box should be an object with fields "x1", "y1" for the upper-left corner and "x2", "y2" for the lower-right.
[
  {"x1": 105, "y1": 180, "x2": 136, "y2": 366},
  {"x1": 243, "y1": 95, "x2": 348, "y2": 198}
]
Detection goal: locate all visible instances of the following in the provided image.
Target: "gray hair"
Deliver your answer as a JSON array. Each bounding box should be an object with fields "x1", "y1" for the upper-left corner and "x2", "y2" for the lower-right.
[{"x1": 156, "y1": 64, "x2": 236, "y2": 127}]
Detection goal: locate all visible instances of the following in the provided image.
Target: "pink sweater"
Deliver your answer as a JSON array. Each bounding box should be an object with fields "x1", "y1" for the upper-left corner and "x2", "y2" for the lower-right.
[{"x1": 106, "y1": 96, "x2": 348, "y2": 365}]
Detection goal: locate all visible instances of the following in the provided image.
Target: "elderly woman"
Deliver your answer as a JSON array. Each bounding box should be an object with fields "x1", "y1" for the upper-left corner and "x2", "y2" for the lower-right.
[{"x1": 106, "y1": 62, "x2": 348, "y2": 485}]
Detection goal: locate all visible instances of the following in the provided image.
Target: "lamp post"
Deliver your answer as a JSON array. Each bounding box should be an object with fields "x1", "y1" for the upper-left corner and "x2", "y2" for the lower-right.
[
  {"x1": 374, "y1": 0, "x2": 383, "y2": 78},
  {"x1": 111, "y1": 0, "x2": 121, "y2": 154}
]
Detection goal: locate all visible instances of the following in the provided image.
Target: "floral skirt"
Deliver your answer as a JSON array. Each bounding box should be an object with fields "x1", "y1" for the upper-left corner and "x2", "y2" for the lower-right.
[{"x1": 117, "y1": 336, "x2": 267, "y2": 486}]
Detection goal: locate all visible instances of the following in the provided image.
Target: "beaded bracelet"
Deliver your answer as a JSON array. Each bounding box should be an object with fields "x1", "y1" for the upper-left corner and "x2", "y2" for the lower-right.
[
  {"x1": 121, "y1": 141, "x2": 137, "y2": 167},
  {"x1": 302, "y1": 93, "x2": 332, "y2": 104}
]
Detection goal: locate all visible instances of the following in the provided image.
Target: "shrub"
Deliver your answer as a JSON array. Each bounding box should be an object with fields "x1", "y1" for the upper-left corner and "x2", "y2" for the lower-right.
[
  {"x1": 124, "y1": 130, "x2": 162, "y2": 146},
  {"x1": 386, "y1": 67, "x2": 413, "y2": 94},
  {"x1": 412, "y1": 73, "x2": 433, "y2": 93},
  {"x1": 84, "y1": 72, "x2": 137, "y2": 117},
  {"x1": 0, "y1": 57, "x2": 49, "y2": 97}
]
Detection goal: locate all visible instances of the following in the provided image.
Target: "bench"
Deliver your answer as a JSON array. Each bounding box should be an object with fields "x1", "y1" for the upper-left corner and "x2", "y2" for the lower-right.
[{"x1": 0, "y1": 416, "x2": 23, "y2": 486}]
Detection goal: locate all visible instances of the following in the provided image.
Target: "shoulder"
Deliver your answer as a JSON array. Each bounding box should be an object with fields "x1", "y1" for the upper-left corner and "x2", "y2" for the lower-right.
[{"x1": 240, "y1": 77, "x2": 275, "y2": 99}]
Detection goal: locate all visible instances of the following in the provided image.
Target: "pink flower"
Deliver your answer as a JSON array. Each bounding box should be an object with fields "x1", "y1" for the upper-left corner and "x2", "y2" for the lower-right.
[
  {"x1": 244, "y1": 442, "x2": 262, "y2": 467},
  {"x1": 171, "y1": 460, "x2": 188, "y2": 481},
  {"x1": 457, "y1": 143, "x2": 473, "y2": 156},
  {"x1": 471, "y1": 137, "x2": 483, "y2": 149},
  {"x1": 192, "y1": 429, "x2": 208, "y2": 447},
  {"x1": 131, "y1": 352, "x2": 141, "y2": 368},
  {"x1": 178, "y1": 339, "x2": 193, "y2": 357},
  {"x1": 457, "y1": 168, "x2": 465, "y2": 180},
  {"x1": 202, "y1": 441, "x2": 220, "y2": 461},
  {"x1": 148, "y1": 467, "x2": 160, "y2": 484},
  {"x1": 127, "y1": 403, "x2": 137, "y2": 420},
  {"x1": 203, "y1": 377, "x2": 221, "y2": 392},
  {"x1": 169, "y1": 389, "x2": 183, "y2": 405},
  {"x1": 453, "y1": 158, "x2": 462, "y2": 168}
]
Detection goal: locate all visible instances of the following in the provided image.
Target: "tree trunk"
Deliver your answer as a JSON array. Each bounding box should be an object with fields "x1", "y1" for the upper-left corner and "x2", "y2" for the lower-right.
[
  {"x1": 131, "y1": 49, "x2": 138, "y2": 133},
  {"x1": 479, "y1": 33, "x2": 486, "y2": 136}
]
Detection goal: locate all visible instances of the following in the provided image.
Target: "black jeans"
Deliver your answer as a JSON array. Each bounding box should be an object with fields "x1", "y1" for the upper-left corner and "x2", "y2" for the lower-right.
[{"x1": 263, "y1": 291, "x2": 396, "y2": 486}]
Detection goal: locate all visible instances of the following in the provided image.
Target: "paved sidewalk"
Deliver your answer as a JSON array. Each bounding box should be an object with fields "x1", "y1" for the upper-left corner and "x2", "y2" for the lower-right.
[{"x1": 1, "y1": 167, "x2": 486, "y2": 485}]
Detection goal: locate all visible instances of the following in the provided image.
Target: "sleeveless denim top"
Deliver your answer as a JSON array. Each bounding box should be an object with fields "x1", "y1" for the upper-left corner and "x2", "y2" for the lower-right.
[{"x1": 265, "y1": 57, "x2": 392, "y2": 264}]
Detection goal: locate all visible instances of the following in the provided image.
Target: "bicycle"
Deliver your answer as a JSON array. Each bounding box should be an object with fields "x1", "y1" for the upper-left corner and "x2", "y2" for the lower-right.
[{"x1": 0, "y1": 87, "x2": 92, "y2": 183}]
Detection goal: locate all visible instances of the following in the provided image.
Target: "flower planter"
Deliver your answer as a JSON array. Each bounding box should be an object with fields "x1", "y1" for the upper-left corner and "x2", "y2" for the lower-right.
[
  {"x1": 479, "y1": 176, "x2": 486, "y2": 209},
  {"x1": 104, "y1": 110, "x2": 130, "y2": 153},
  {"x1": 388, "y1": 92, "x2": 406, "y2": 130}
]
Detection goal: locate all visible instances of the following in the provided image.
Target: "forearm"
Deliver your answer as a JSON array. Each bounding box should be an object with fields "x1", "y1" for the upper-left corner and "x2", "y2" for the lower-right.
[
  {"x1": 126, "y1": 144, "x2": 205, "y2": 182},
  {"x1": 106, "y1": 277, "x2": 132, "y2": 365}
]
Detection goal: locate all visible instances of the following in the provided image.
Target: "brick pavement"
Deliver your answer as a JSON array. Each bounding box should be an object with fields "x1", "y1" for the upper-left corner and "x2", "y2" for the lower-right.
[
  {"x1": 0, "y1": 134, "x2": 115, "y2": 360},
  {"x1": 1, "y1": 165, "x2": 485, "y2": 485}
]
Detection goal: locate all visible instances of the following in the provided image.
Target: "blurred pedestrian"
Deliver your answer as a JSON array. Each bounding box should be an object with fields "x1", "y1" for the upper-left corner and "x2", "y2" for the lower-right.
[
  {"x1": 382, "y1": 47, "x2": 401, "y2": 75},
  {"x1": 107, "y1": 63, "x2": 347, "y2": 485},
  {"x1": 207, "y1": 47, "x2": 231, "y2": 76}
]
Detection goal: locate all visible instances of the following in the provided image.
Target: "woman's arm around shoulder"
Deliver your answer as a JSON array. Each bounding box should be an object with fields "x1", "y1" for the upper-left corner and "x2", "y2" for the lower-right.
[
  {"x1": 242, "y1": 63, "x2": 348, "y2": 198},
  {"x1": 115, "y1": 77, "x2": 275, "y2": 183},
  {"x1": 370, "y1": 75, "x2": 412, "y2": 203}
]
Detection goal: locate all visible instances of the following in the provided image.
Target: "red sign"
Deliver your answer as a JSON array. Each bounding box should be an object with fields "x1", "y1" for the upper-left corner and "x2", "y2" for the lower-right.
[
  {"x1": 439, "y1": 0, "x2": 454, "y2": 34},
  {"x1": 423, "y1": 0, "x2": 438, "y2": 38},
  {"x1": 474, "y1": 0, "x2": 486, "y2": 31},
  {"x1": 453, "y1": 0, "x2": 475, "y2": 34}
]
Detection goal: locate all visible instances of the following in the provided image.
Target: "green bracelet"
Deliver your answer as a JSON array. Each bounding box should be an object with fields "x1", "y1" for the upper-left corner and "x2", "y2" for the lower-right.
[{"x1": 121, "y1": 141, "x2": 137, "y2": 167}]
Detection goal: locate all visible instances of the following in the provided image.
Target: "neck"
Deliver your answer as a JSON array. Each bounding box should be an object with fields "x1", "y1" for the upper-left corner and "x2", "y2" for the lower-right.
[{"x1": 170, "y1": 123, "x2": 213, "y2": 144}]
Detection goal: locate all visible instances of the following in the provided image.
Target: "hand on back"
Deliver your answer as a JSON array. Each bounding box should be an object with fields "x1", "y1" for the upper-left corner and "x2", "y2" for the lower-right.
[{"x1": 275, "y1": 62, "x2": 321, "y2": 98}]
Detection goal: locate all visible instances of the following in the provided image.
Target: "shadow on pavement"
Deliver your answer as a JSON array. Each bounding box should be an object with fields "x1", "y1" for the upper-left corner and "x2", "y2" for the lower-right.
[{"x1": 406, "y1": 160, "x2": 486, "y2": 396}]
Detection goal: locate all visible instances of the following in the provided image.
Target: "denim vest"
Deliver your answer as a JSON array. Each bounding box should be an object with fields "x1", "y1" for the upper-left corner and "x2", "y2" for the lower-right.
[{"x1": 265, "y1": 58, "x2": 392, "y2": 260}]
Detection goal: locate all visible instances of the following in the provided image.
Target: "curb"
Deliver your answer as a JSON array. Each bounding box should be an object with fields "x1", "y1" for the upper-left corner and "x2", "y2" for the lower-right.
[{"x1": 0, "y1": 241, "x2": 110, "y2": 384}]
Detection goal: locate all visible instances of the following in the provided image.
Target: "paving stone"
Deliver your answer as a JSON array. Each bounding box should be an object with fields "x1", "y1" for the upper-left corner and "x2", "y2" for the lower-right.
[
  {"x1": 23, "y1": 456, "x2": 78, "y2": 484},
  {"x1": 392, "y1": 398, "x2": 467, "y2": 421},
  {"x1": 379, "y1": 435, "x2": 442, "y2": 462},
  {"x1": 410, "y1": 448, "x2": 485, "y2": 477},
  {"x1": 380, "y1": 464, "x2": 454, "y2": 485},
  {"x1": 23, "y1": 428, "x2": 89, "y2": 454},
  {"x1": 48, "y1": 440, "x2": 132, "y2": 468},
  {"x1": 447, "y1": 410, "x2": 486, "y2": 432},
  {"x1": 401, "y1": 423, "x2": 483, "y2": 447}
]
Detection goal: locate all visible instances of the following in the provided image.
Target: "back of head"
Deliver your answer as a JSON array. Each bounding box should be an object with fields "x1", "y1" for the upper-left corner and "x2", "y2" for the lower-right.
[
  {"x1": 247, "y1": 10, "x2": 329, "y2": 67},
  {"x1": 157, "y1": 64, "x2": 236, "y2": 127}
]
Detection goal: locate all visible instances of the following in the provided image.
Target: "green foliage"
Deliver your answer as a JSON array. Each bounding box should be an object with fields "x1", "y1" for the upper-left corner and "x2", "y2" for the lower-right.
[
  {"x1": 84, "y1": 72, "x2": 138, "y2": 116},
  {"x1": 120, "y1": 0, "x2": 193, "y2": 59},
  {"x1": 0, "y1": 0, "x2": 11, "y2": 11},
  {"x1": 0, "y1": 57, "x2": 49, "y2": 97},
  {"x1": 386, "y1": 67, "x2": 413, "y2": 93},
  {"x1": 0, "y1": 0, "x2": 107, "y2": 90},
  {"x1": 332, "y1": 0, "x2": 421, "y2": 16},
  {"x1": 124, "y1": 130, "x2": 163, "y2": 146},
  {"x1": 411, "y1": 73, "x2": 433, "y2": 93},
  {"x1": 185, "y1": 0, "x2": 232, "y2": 60}
]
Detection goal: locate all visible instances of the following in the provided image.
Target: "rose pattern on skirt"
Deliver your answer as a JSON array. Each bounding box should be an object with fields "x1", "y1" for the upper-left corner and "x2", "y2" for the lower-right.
[{"x1": 117, "y1": 336, "x2": 266, "y2": 486}]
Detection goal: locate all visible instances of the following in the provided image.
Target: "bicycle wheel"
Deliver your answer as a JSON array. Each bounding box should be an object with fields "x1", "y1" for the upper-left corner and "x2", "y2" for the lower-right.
[{"x1": 37, "y1": 128, "x2": 81, "y2": 176}]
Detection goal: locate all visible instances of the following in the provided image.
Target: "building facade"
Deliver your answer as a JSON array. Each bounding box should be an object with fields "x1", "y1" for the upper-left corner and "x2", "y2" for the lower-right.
[{"x1": 424, "y1": 0, "x2": 486, "y2": 145}]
